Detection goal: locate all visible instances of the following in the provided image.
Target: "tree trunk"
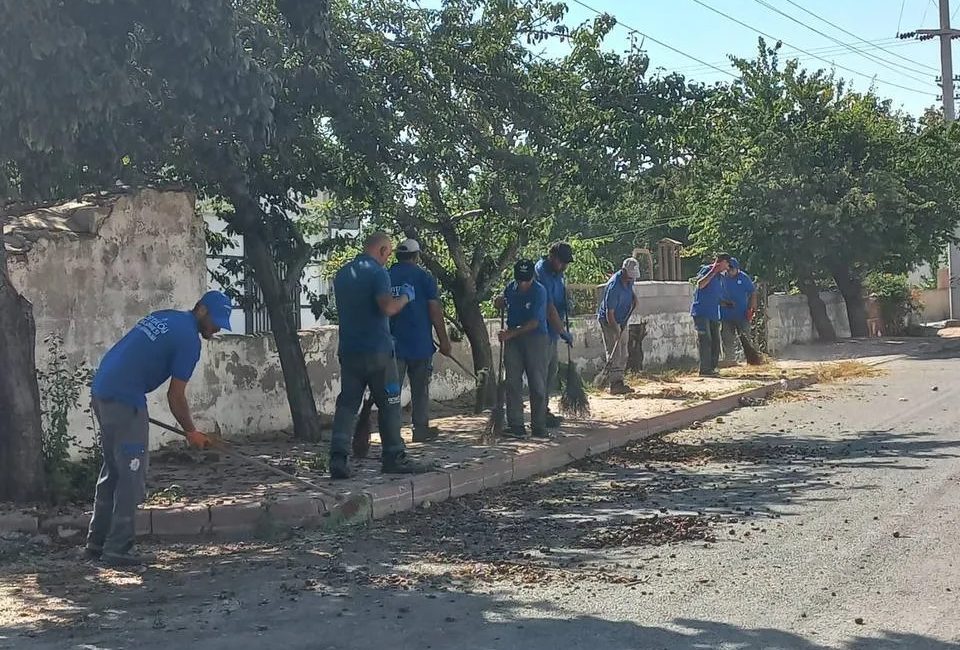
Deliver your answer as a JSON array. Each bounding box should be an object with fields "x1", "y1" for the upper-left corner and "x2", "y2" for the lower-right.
[
  {"x1": 244, "y1": 234, "x2": 323, "y2": 442},
  {"x1": 830, "y1": 265, "x2": 868, "y2": 338},
  {"x1": 452, "y1": 290, "x2": 495, "y2": 413},
  {"x1": 0, "y1": 244, "x2": 46, "y2": 501},
  {"x1": 797, "y1": 275, "x2": 837, "y2": 342}
]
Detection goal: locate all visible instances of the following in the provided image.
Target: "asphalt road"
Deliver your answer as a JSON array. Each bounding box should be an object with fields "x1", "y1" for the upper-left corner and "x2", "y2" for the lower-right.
[{"x1": 4, "y1": 352, "x2": 960, "y2": 649}]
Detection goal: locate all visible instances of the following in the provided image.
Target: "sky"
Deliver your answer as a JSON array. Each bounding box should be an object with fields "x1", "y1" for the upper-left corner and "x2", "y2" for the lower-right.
[{"x1": 433, "y1": 0, "x2": 958, "y2": 117}]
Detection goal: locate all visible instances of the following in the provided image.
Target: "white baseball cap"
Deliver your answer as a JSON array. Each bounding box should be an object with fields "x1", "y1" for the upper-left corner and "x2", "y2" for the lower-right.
[
  {"x1": 622, "y1": 257, "x2": 640, "y2": 279},
  {"x1": 397, "y1": 238, "x2": 421, "y2": 253}
]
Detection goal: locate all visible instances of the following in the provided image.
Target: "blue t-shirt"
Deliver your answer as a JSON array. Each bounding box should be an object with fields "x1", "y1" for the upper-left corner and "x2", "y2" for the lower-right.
[
  {"x1": 334, "y1": 253, "x2": 394, "y2": 355},
  {"x1": 91, "y1": 310, "x2": 202, "y2": 408},
  {"x1": 389, "y1": 261, "x2": 439, "y2": 360},
  {"x1": 504, "y1": 280, "x2": 548, "y2": 335},
  {"x1": 721, "y1": 270, "x2": 756, "y2": 321},
  {"x1": 534, "y1": 258, "x2": 567, "y2": 341},
  {"x1": 597, "y1": 271, "x2": 635, "y2": 327},
  {"x1": 691, "y1": 265, "x2": 723, "y2": 320}
]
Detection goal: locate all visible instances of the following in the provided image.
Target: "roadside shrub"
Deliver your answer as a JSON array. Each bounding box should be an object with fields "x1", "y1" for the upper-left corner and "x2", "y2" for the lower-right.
[
  {"x1": 37, "y1": 335, "x2": 101, "y2": 504},
  {"x1": 865, "y1": 273, "x2": 921, "y2": 336}
]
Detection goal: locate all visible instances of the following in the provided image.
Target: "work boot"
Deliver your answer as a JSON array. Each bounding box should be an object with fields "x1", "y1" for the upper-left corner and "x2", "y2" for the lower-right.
[
  {"x1": 609, "y1": 381, "x2": 634, "y2": 395},
  {"x1": 545, "y1": 412, "x2": 563, "y2": 428},
  {"x1": 329, "y1": 454, "x2": 352, "y2": 480},
  {"x1": 101, "y1": 549, "x2": 156, "y2": 568},
  {"x1": 502, "y1": 425, "x2": 529, "y2": 440},
  {"x1": 699, "y1": 369, "x2": 719, "y2": 377},
  {"x1": 412, "y1": 426, "x2": 441, "y2": 443},
  {"x1": 382, "y1": 453, "x2": 432, "y2": 474}
]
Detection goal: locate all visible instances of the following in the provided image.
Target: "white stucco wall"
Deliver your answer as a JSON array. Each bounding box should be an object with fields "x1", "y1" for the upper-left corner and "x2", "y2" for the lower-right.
[{"x1": 7, "y1": 189, "x2": 207, "y2": 450}]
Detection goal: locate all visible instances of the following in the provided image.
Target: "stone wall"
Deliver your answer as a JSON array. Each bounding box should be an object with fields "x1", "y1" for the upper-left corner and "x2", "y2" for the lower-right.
[
  {"x1": 6, "y1": 188, "x2": 852, "y2": 449},
  {"x1": 766, "y1": 292, "x2": 851, "y2": 353},
  {"x1": 6, "y1": 189, "x2": 207, "y2": 449}
]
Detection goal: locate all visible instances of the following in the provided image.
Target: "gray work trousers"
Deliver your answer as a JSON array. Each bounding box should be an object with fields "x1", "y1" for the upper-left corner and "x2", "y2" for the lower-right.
[
  {"x1": 331, "y1": 352, "x2": 407, "y2": 463},
  {"x1": 396, "y1": 357, "x2": 432, "y2": 437},
  {"x1": 545, "y1": 340, "x2": 559, "y2": 412},
  {"x1": 504, "y1": 332, "x2": 549, "y2": 435},
  {"x1": 600, "y1": 320, "x2": 629, "y2": 384},
  {"x1": 721, "y1": 319, "x2": 758, "y2": 363},
  {"x1": 694, "y1": 317, "x2": 722, "y2": 373},
  {"x1": 87, "y1": 397, "x2": 149, "y2": 556}
]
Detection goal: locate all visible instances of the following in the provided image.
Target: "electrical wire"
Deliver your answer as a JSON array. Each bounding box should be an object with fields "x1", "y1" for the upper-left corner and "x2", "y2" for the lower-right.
[
  {"x1": 897, "y1": 0, "x2": 907, "y2": 34},
  {"x1": 782, "y1": 0, "x2": 938, "y2": 74},
  {"x1": 689, "y1": 0, "x2": 936, "y2": 95},
  {"x1": 749, "y1": 0, "x2": 935, "y2": 86},
  {"x1": 672, "y1": 38, "x2": 918, "y2": 75},
  {"x1": 568, "y1": 0, "x2": 738, "y2": 79},
  {"x1": 921, "y1": 0, "x2": 933, "y2": 27}
]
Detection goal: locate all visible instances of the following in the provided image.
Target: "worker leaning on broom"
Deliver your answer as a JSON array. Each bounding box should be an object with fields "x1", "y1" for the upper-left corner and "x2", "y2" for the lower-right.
[
  {"x1": 534, "y1": 241, "x2": 575, "y2": 429},
  {"x1": 597, "y1": 258, "x2": 641, "y2": 395},
  {"x1": 496, "y1": 259, "x2": 551, "y2": 440},
  {"x1": 84, "y1": 291, "x2": 232, "y2": 567}
]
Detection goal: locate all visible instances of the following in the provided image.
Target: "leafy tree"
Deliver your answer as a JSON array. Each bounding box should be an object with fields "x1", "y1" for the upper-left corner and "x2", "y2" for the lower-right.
[
  {"x1": 0, "y1": 0, "x2": 274, "y2": 499},
  {"x1": 680, "y1": 41, "x2": 960, "y2": 338},
  {"x1": 323, "y1": 0, "x2": 699, "y2": 395}
]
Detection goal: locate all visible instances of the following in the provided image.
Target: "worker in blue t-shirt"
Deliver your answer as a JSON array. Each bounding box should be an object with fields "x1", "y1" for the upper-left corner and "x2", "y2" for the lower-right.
[
  {"x1": 86, "y1": 290, "x2": 232, "y2": 566},
  {"x1": 330, "y1": 232, "x2": 431, "y2": 479},
  {"x1": 597, "y1": 257, "x2": 640, "y2": 395},
  {"x1": 535, "y1": 241, "x2": 575, "y2": 428},
  {"x1": 691, "y1": 253, "x2": 731, "y2": 376},
  {"x1": 720, "y1": 257, "x2": 759, "y2": 366},
  {"x1": 498, "y1": 259, "x2": 550, "y2": 439},
  {"x1": 389, "y1": 239, "x2": 453, "y2": 442}
]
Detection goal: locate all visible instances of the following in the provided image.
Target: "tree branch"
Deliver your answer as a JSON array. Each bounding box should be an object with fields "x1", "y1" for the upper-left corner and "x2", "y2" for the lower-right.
[
  {"x1": 282, "y1": 222, "x2": 313, "y2": 296},
  {"x1": 425, "y1": 175, "x2": 471, "y2": 281}
]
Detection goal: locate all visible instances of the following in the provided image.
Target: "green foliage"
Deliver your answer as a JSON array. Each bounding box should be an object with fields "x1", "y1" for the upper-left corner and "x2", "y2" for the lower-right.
[
  {"x1": 865, "y1": 273, "x2": 919, "y2": 335},
  {"x1": 36, "y1": 335, "x2": 101, "y2": 504},
  {"x1": 680, "y1": 40, "x2": 960, "y2": 300}
]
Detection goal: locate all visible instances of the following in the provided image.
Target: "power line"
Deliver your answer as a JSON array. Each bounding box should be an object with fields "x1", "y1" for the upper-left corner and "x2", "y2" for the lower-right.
[
  {"x1": 782, "y1": 0, "x2": 938, "y2": 74},
  {"x1": 750, "y1": 0, "x2": 934, "y2": 84},
  {"x1": 568, "y1": 0, "x2": 738, "y2": 79},
  {"x1": 690, "y1": 0, "x2": 936, "y2": 94},
  {"x1": 897, "y1": 0, "x2": 907, "y2": 34},
  {"x1": 672, "y1": 38, "x2": 918, "y2": 74},
  {"x1": 921, "y1": 0, "x2": 934, "y2": 27}
]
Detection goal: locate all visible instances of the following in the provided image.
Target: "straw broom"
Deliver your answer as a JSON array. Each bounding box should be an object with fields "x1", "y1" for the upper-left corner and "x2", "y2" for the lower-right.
[
  {"x1": 480, "y1": 310, "x2": 506, "y2": 444},
  {"x1": 352, "y1": 394, "x2": 375, "y2": 458},
  {"x1": 559, "y1": 314, "x2": 590, "y2": 418}
]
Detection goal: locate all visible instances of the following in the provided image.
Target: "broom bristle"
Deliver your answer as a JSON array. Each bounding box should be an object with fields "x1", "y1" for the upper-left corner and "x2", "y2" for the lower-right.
[
  {"x1": 560, "y1": 363, "x2": 591, "y2": 418},
  {"x1": 352, "y1": 399, "x2": 374, "y2": 458},
  {"x1": 480, "y1": 383, "x2": 506, "y2": 444},
  {"x1": 740, "y1": 333, "x2": 765, "y2": 365}
]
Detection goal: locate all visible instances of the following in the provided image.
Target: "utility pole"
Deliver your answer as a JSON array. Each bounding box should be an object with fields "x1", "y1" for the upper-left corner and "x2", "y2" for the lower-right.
[{"x1": 901, "y1": 0, "x2": 960, "y2": 318}]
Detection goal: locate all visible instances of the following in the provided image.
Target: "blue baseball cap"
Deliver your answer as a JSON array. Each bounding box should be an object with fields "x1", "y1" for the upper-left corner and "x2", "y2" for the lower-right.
[
  {"x1": 199, "y1": 290, "x2": 234, "y2": 331},
  {"x1": 729, "y1": 257, "x2": 740, "y2": 269}
]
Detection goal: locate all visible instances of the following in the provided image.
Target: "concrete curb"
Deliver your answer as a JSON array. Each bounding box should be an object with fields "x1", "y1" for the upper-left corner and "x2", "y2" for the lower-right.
[{"x1": 0, "y1": 372, "x2": 829, "y2": 538}]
